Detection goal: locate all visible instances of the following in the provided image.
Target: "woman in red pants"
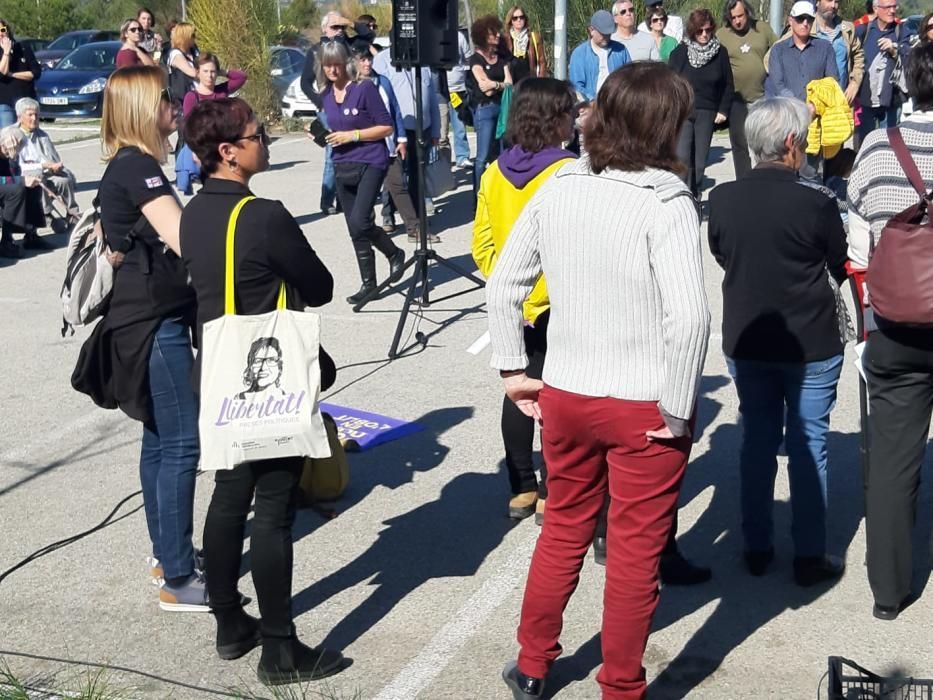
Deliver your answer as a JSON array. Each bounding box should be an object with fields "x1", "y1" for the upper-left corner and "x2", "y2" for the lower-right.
[{"x1": 486, "y1": 61, "x2": 710, "y2": 700}]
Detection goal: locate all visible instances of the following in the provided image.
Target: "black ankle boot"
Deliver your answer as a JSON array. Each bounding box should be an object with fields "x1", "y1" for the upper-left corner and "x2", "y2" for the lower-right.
[
  {"x1": 257, "y1": 635, "x2": 346, "y2": 686},
  {"x1": 347, "y1": 244, "x2": 377, "y2": 306},
  {"x1": 214, "y1": 606, "x2": 262, "y2": 660},
  {"x1": 373, "y1": 230, "x2": 406, "y2": 282}
]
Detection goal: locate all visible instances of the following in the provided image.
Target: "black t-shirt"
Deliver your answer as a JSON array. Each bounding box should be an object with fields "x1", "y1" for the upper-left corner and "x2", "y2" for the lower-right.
[
  {"x1": 468, "y1": 52, "x2": 506, "y2": 105},
  {"x1": 99, "y1": 147, "x2": 195, "y2": 328},
  {"x1": 0, "y1": 42, "x2": 40, "y2": 106}
]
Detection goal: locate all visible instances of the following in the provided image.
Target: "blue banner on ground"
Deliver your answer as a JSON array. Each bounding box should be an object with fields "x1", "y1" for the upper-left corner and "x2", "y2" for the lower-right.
[{"x1": 319, "y1": 402, "x2": 425, "y2": 451}]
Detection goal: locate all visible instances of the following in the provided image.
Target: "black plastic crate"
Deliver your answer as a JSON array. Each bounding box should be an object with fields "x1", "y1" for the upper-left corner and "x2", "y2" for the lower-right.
[{"x1": 829, "y1": 657, "x2": 933, "y2": 699}]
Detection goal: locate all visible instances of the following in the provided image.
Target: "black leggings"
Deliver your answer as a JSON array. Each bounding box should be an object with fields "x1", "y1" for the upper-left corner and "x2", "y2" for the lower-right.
[
  {"x1": 502, "y1": 311, "x2": 549, "y2": 497},
  {"x1": 334, "y1": 162, "x2": 388, "y2": 246},
  {"x1": 203, "y1": 457, "x2": 303, "y2": 638}
]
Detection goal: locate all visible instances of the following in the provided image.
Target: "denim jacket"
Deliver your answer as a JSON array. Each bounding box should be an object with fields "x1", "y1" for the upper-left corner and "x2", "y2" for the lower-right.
[
  {"x1": 373, "y1": 73, "x2": 407, "y2": 156},
  {"x1": 568, "y1": 40, "x2": 630, "y2": 101}
]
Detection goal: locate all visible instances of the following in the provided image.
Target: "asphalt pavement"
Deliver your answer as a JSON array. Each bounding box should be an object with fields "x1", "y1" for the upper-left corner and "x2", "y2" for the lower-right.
[{"x1": 0, "y1": 130, "x2": 931, "y2": 699}]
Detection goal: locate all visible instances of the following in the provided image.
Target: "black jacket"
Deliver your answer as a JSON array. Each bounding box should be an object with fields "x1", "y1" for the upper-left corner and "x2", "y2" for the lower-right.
[
  {"x1": 708, "y1": 165, "x2": 848, "y2": 362},
  {"x1": 0, "y1": 41, "x2": 40, "y2": 106},
  {"x1": 180, "y1": 177, "x2": 336, "y2": 388},
  {"x1": 669, "y1": 43, "x2": 734, "y2": 115}
]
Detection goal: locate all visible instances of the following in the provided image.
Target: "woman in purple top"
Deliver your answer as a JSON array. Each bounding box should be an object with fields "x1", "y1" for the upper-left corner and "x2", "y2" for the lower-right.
[
  {"x1": 182, "y1": 53, "x2": 247, "y2": 118},
  {"x1": 318, "y1": 41, "x2": 405, "y2": 305}
]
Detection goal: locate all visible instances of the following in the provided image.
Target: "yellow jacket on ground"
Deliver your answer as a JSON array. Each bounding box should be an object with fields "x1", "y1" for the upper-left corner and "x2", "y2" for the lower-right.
[
  {"x1": 806, "y1": 77, "x2": 854, "y2": 158},
  {"x1": 472, "y1": 155, "x2": 572, "y2": 324}
]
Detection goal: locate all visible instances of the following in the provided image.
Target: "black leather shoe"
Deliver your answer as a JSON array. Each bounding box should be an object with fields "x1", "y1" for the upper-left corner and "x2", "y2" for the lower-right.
[
  {"x1": 257, "y1": 639, "x2": 347, "y2": 686},
  {"x1": 593, "y1": 536, "x2": 607, "y2": 566},
  {"x1": 502, "y1": 660, "x2": 544, "y2": 699},
  {"x1": 216, "y1": 608, "x2": 262, "y2": 661},
  {"x1": 744, "y1": 548, "x2": 775, "y2": 577},
  {"x1": 22, "y1": 232, "x2": 53, "y2": 250},
  {"x1": 660, "y1": 551, "x2": 712, "y2": 586},
  {"x1": 387, "y1": 249, "x2": 406, "y2": 282},
  {"x1": 873, "y1": 595, "x2": 911, "y2": 621},
  {"x1": 793, "y1": 554, "x2": 845, "y2": 587}
]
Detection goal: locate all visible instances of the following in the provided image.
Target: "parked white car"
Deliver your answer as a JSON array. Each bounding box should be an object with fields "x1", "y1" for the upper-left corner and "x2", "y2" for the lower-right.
[{"x1": 282, "y1": 76, "x2": 317, "y2": 119}]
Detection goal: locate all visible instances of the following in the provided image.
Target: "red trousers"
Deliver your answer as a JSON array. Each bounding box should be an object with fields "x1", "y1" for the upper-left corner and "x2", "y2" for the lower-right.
[{"x1": 516, "y1": 386, "x2": 691, "y2": 699}]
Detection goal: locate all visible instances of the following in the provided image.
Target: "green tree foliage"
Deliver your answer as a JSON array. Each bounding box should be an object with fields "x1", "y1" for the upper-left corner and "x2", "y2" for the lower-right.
[
  {"x1": 282, "y1": 0, "x2": 319, "y2": 30},
  {"x1": 188, "y1": 0, "x2": 280, "y2": 122}
]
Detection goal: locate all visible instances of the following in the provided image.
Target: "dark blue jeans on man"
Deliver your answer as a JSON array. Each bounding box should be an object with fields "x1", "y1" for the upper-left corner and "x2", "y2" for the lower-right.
[
  {"x1": 139, "y1": 316, "x2": 200, "y2": 583},
  {"x1": 318, "y1": 111, "x2": 337, "y2": 211},
  {"x1": 726, "y1": 355, "x2": 844, "y2": 558},
  {"x1": 856, "y1": 104, "x2": 900, "y2": 146}
]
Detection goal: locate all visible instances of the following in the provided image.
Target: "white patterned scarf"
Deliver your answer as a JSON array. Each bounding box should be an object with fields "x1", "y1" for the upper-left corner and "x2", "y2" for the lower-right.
[
  {"x1": 686, "y1": 36, "x2": 721, "y2": 68},
  {"x1": 511, "y1": 28, "x2": 529, "y2": 58}
]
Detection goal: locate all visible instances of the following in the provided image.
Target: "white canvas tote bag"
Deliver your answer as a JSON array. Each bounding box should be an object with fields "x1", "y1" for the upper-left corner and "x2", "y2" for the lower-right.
[{"x1": 198, "y1": 196, "x2": 332, "y2": 470}]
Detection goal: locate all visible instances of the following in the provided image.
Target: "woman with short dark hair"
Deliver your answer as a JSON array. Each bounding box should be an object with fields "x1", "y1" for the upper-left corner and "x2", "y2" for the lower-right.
[
  {"x1": 181, "y1": 97, "x2": 345, "y2": 682},
  {"x1": 488, "y1": 62, "x2": 710, "y2": 699},
  {"x1": 648, "y1": 7, "x2": 679, "y2": 62},
  {"x1": 669, "y1": 8, "x2": 734, "y2": 200},
  {"x1": 472, "y1": 78, "x2": 575, "y2": 522},
  {"x1": 921, "y1": 11, "x2": 933, "y2": 46}
]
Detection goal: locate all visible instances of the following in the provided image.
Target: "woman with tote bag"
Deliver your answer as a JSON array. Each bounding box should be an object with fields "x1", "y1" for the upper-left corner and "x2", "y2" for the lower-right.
[{"x1": 180, "y1": 97, "x2": 345, "y2": 685}]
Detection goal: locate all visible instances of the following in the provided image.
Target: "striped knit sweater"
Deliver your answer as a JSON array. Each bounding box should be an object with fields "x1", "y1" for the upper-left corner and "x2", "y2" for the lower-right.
[
  {"x1": 847, "y1": 111, "x2": 933, "y2": 268},
  {"x1": 486, "y1": 158, "x2": 711, "y2": 425}
]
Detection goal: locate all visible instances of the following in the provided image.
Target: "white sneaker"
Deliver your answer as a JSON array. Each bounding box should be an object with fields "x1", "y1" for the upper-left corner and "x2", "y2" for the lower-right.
[{"x1": 456, "y1": 158, "x2": 473, "y2": 169}]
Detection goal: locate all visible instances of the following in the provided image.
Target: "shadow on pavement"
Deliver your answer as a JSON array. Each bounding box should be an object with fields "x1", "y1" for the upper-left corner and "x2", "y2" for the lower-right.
[{"x1": 292, "y1": 467, "x2": 517, "y2": 651}]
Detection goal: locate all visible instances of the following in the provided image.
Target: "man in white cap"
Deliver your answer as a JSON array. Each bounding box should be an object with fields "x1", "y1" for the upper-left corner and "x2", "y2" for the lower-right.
[
  {"x1": 568, "y1": 9, "x2": 630, "y2": 102},
  {"x1": 765, "y1": 1, "x2": 838, "y2": 101}
]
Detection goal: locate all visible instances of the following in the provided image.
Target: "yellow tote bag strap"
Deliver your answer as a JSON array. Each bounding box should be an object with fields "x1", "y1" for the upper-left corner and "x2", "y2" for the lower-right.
[{"x1": 224, "y1": 196, "x2": 289, "y2": 315}]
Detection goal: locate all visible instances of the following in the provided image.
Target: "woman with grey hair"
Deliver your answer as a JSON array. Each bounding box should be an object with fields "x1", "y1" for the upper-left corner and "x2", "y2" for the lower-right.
[
  {"x1": 318, "y1": 40, "x2": 405, "y2": 305},
  {"x1": 708, "y1": 96, "x2": 849, "y2": 587},
  {"x1": 14, "y1": 97, "x2": 79, "y2": 228}
]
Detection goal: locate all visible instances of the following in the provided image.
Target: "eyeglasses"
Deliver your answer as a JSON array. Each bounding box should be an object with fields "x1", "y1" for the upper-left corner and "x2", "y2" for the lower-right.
[
  {"x1": 0, "y1": 27, "x2": 8, "y2": 34},
  {"x1": 127, "y1": 26, "x2": 141, "y2": 33},
  {"x1": 236, "y1": 124, "x2": 270, "y2": 146},
  {"x1": 330, "y1": 24, "x2": 346, "y2": 30},
  {"x1": 613, "y1": 8, "x2": 634, "y2": 15},
  {"x1": 792, "y1": 15, "x2": 814, "y2": 23},
  {"x1": 927, "y1": 22, "x2": 933, "y2": 30},
  {"x1": 697, "y1": 26, "x2": 714, "y2": 34},
  {"x1": 650, "y1": 16, "x2": 666, "y2": 22},
  {"x1": 512, "y1": 14, "x2": 526, "y2": 20}
]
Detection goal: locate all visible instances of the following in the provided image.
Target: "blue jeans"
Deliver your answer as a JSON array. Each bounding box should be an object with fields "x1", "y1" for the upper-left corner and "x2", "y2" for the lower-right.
[
  {"x1": 856, "y1": 104, "x2": 900, "y2": 145},
  {"x1": 448, "y1": 101, "x2": 471, "y2": 163},
  {"x1": 472, "y1": 102, "x2": 501, "y2": 194},
  {"x1": 726, "y1": 355, "x2": 843, "y2": 558},
  {"x1": 139, "y1": 317, "x2": 200, "y2": 582},
  {"x1": 318, "y1": 111, "x2": 336, "y2": 210},
  {"x1": 0, "y1": 104, "x2": 15, "y2": 128}
]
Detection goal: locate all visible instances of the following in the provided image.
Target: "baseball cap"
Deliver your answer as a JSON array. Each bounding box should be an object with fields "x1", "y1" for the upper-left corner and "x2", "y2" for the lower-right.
[
  {"x1": 789, "y1": 1, "x2": 815, "y2": 18},
  {"x1": 590, "y1": 9, "x2": 616, "y2": 35}
]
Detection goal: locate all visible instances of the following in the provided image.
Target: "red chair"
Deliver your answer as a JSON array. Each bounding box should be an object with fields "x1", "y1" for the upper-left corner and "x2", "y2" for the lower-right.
[{"x1": 845, "y1": 261, "x2": 869, "y2": 483}]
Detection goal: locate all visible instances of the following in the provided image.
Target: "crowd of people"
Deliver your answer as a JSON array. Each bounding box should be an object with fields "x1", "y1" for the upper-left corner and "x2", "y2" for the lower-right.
[{"x1": 4, "y1": 0, "x2": 923, "y2": 695}]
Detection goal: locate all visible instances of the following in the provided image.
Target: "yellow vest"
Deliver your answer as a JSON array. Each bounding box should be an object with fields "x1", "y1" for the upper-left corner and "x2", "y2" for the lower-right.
[{"x1": 472, "y1": 157, "x2": 572, "y2": 323}]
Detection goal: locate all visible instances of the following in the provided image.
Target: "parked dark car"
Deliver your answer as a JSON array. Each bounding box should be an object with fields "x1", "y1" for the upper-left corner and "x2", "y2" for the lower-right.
[
  {"x1": 19, "y1": 38, "x2": 50, "y2": 54},
  {"x1": 270, "y1": 45, "x2": 305, "y2": 98},
  {"x1": 35, "y1": 30, "x2": 119, "y2": 69},
  {"x1": 36, "y1": 41, "x2": 118, "y2": 118}
]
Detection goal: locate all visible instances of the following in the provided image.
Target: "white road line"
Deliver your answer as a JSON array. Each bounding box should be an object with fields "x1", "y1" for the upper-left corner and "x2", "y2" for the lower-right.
[{"x1": 372, "y1": 526, "x2": 537, "y2": 700}]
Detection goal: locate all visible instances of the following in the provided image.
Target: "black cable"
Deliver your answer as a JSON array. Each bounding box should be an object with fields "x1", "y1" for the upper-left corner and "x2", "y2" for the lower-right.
[
  {"x1": 816, "y1": 669, "x2": 827, "y2": 699},
  {"x1": 0, "y1": 649, "x2": 247, "y2": 698},
  {"x1": 0, "y1": 490, "x2": 143, "y2": 586}
]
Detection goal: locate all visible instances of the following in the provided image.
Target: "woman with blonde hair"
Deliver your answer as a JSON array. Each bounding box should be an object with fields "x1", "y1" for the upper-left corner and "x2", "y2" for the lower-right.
[
  {"x1": 167, "y1": 22, "x2": 198, "y2": 105},
  {"x1": 502, "y1": 6, "x2": 547, "y2": 83},
  {"x1": 115, "y1": 17, "x2": 156, "y2": 68},
  {"x1": 76, "y1": 65, "x2": 207, "y2": 612}
]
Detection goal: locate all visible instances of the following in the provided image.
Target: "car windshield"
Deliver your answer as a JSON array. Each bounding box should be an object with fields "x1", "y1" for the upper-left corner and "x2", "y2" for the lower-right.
[
  {"x1": 55, "y1": 44, "x2": 116, "y2": 71},
  {"x1": 47, "y1": 34, "x2": 86, "y2": 51}
]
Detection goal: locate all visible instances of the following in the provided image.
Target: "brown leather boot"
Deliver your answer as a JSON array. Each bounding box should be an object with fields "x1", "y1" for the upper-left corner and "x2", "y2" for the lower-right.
[{"x1": 508, "y1": 491, "x2": 537, "y2": 520}]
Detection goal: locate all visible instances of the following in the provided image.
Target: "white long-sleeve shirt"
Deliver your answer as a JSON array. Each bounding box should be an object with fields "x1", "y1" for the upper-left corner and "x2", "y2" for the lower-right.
[{"x1": 486, "y1": 159, "x2": 710, "y2": 424}]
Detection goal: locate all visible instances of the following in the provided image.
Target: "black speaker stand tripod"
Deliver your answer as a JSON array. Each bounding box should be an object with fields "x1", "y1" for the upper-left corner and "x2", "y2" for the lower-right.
[{"x1": 353, "y1": 65, "x2": 485, "y2": 359}]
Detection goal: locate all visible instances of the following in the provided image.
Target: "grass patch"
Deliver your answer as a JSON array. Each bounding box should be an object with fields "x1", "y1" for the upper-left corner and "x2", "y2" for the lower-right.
[{"x1": 0, "y1": 661, "x2": 134, "y2": 700}]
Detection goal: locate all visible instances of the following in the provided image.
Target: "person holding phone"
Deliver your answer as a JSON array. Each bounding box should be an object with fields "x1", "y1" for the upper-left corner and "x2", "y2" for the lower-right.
[{"x1": 0, "y1": 20, "x2": 41, "y2": 128}]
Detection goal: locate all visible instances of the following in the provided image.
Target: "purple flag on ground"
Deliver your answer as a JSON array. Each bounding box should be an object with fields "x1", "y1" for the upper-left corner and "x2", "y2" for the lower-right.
[{"x1": 319, "y1": 402, "x2": 425, "y2": 451}]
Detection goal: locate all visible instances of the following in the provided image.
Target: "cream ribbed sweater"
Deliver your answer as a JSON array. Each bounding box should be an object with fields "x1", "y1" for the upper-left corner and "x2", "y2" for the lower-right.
[{"x1": 487, "y1": 158, "x2": 711, "y2": 423}]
